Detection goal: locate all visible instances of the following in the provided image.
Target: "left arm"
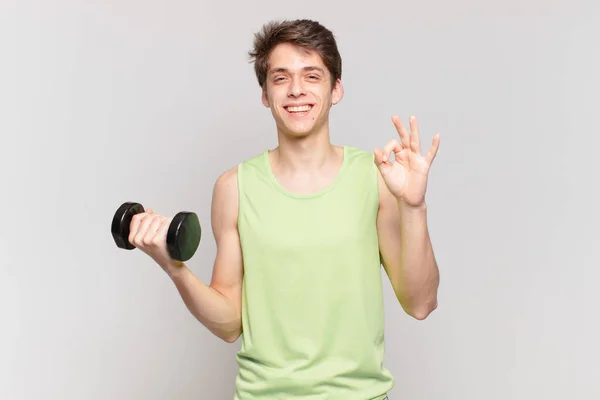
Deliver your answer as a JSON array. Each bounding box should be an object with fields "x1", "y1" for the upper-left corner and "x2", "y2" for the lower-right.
[
  {"x1": 377, "y1": 171, "x2": 439, "y2": 320},
  {"x1": 374, "y1": 115, "x2": 441, "y2": 320}
]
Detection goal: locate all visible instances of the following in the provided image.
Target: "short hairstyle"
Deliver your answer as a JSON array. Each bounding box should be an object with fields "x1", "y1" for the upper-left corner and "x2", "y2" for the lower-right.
[{"x1": 248, "y1": 19, "x2": 342, "y2": 89}]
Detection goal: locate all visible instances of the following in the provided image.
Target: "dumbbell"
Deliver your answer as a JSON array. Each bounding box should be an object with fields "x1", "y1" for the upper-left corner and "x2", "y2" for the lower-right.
[{"x1": 111, "y1": 202, "x2": 201, "y2": 262}]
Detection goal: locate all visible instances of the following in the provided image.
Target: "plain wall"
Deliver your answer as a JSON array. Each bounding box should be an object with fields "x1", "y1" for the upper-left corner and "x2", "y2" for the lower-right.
[{"x1": 1, "y1": 0, "x2": 598, "y2": 399}]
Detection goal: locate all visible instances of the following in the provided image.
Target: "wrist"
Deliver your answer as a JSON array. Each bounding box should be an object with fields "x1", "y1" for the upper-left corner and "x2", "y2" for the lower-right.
[{"x1": 161, "y1": 259, "x2": 186, "y2": 278}]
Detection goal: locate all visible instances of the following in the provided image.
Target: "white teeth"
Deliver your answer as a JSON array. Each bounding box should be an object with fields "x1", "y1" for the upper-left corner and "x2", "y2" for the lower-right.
[{"x1": 286, "y1": 105, "x2": 312, "y2": 112}]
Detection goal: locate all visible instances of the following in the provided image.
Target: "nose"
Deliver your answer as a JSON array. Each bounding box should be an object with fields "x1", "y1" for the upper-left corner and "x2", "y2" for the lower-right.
[{"x1": 287, "y1": 77, "x2": 306, "y2": 97}]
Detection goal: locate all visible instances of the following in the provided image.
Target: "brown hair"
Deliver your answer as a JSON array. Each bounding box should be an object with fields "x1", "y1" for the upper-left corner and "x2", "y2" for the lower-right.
[{"x1": 248, "y1": 19, "x2": 342, "y2": 90}]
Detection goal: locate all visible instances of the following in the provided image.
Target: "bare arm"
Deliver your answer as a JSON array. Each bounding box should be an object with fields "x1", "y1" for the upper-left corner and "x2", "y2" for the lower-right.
[
  {"x1": 164, "y1": 166, "x2": 243, "y2": 342},
  {"x1": 376, "y1": 170, "x2": 439, "y2": 320}
]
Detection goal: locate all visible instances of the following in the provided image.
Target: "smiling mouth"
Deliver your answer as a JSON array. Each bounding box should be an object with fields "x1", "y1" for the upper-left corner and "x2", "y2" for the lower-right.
[{"x1": 284, "y1": 104, "x2": 313, "y2": 114}]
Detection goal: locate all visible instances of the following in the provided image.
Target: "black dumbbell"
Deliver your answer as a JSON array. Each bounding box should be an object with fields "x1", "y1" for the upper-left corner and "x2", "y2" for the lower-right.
[{"x1": 111, "y1": 202, "x2": 201, "y2": 262}]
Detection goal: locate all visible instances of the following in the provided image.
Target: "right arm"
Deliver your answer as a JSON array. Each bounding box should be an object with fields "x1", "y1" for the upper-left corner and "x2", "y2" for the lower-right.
[{"x1": 162, "y1": 167, "x2": 244, "y2": 343}]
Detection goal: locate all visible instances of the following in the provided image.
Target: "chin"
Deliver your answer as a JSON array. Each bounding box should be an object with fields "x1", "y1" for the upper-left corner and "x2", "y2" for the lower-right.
[
  {"x1": 273, "y1": 118, "x2": 312, "y2": 137},
  {"x1": 286, "y1": 122, "x2": 319, "y2": 137},
  {"x1": 282, "y1": 129, "x2": 312, "y2": 139}
]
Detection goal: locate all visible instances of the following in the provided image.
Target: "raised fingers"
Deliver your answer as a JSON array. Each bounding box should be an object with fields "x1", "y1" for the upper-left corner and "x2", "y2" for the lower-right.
[
  {"x1": 392, "y1": 115, "x2": 411, "y2": 150},
  {"x1": 425, "y1": 133, "x2": 441, "y2": 165},
  {"x1": 408, "y1": 116, "x2": 421, "y2": 154}
]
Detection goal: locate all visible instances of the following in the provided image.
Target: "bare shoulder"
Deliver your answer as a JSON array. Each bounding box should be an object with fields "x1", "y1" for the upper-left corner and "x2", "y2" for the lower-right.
[
  {"x1": 213, "y1": 165, "x2": 238, "y2": 200},
  {"x1": 211, "y1": 165, "x2": 239, "y2": 230}
]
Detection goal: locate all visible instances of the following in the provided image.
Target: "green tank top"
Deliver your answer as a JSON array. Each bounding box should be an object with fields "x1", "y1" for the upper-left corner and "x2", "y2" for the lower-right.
[{"x1": 234, "y1": 146, "x2": 395, "y2": 399}]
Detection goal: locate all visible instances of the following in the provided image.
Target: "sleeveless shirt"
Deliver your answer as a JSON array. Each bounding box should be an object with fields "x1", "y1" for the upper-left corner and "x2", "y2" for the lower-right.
[{"x1": 233, "y1": 145, "x2": 395, "y2": 400}]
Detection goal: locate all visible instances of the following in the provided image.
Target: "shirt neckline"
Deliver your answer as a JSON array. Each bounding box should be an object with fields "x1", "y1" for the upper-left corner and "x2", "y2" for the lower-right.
[{"x1": 263, "y1": 146, "x2": 348, "y2": 199}]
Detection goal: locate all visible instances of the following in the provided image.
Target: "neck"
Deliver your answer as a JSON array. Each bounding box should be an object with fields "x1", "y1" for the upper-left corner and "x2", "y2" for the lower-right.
[{"x1": 272, "y1": 123, "x2": 338, "y2": 174}]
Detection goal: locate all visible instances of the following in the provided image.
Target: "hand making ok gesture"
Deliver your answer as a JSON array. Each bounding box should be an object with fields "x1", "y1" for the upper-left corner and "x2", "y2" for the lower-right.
[{"x1": 374, "y1": 115, "x2": 440, "y2": 208}]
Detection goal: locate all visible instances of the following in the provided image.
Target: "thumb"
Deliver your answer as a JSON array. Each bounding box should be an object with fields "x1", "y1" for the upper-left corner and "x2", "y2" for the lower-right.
[{"x1": 374, "y1": 148, "x2": 392, "y2": 175}]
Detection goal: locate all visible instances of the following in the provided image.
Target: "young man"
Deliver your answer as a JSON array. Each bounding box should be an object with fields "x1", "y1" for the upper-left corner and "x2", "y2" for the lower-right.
[{"x1": 128, "y1": 19, "x2": 440, "y2": 400}]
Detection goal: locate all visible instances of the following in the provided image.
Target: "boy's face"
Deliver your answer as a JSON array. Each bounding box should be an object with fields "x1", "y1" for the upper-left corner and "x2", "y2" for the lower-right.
[{"x1": 261, "y1": 42, "x2": 343, "y2": 138}]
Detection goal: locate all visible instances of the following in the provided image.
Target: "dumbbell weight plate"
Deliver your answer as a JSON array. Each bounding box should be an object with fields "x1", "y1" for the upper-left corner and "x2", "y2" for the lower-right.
[
  {"x1": 167, "y1": 212, "x2": 201, "y2": 262},
  {"x1": 111, "y1": 202, "x2": 145, "y2": 250}
]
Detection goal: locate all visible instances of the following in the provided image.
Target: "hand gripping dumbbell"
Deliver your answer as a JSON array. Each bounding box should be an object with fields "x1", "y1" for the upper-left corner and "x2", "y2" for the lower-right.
[{"x1": 111, "y1": 202, "x2": 201, "y2": 262}]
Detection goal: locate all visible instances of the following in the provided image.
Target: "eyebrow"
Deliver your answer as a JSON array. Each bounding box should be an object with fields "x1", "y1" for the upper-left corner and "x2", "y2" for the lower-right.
[{"x1": 268, "y1": 66, "x2": 325, "y2": 75}]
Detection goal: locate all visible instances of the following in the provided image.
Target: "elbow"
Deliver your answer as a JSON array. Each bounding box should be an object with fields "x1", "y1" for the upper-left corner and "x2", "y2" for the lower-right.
[
  {"x1": 408, "y1": 300, "x2": 438, "y2": 321},
  {"x1": 410, "y1": 309, "x2": 433, "y2": 321},
  {"x1": 219, "y1": 327, "x2": 242, "y2": 343},
  {"x1": 221, "y1": 334, "x2": 240, "y2": 343}
]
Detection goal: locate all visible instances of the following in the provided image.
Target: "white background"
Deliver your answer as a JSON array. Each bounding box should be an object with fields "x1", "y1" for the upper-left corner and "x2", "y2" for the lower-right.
[{"x1": 1, "y1": 1, "x2": 598, "y2": 399}]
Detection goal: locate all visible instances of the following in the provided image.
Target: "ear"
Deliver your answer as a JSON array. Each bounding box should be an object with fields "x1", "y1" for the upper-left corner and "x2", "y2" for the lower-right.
[
  {"x1": 331, "y1": 78, "x2": 344, "y2": 105},
  {"x1": 261, "y1": 86, "x2": 270, "y2": 108}
]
